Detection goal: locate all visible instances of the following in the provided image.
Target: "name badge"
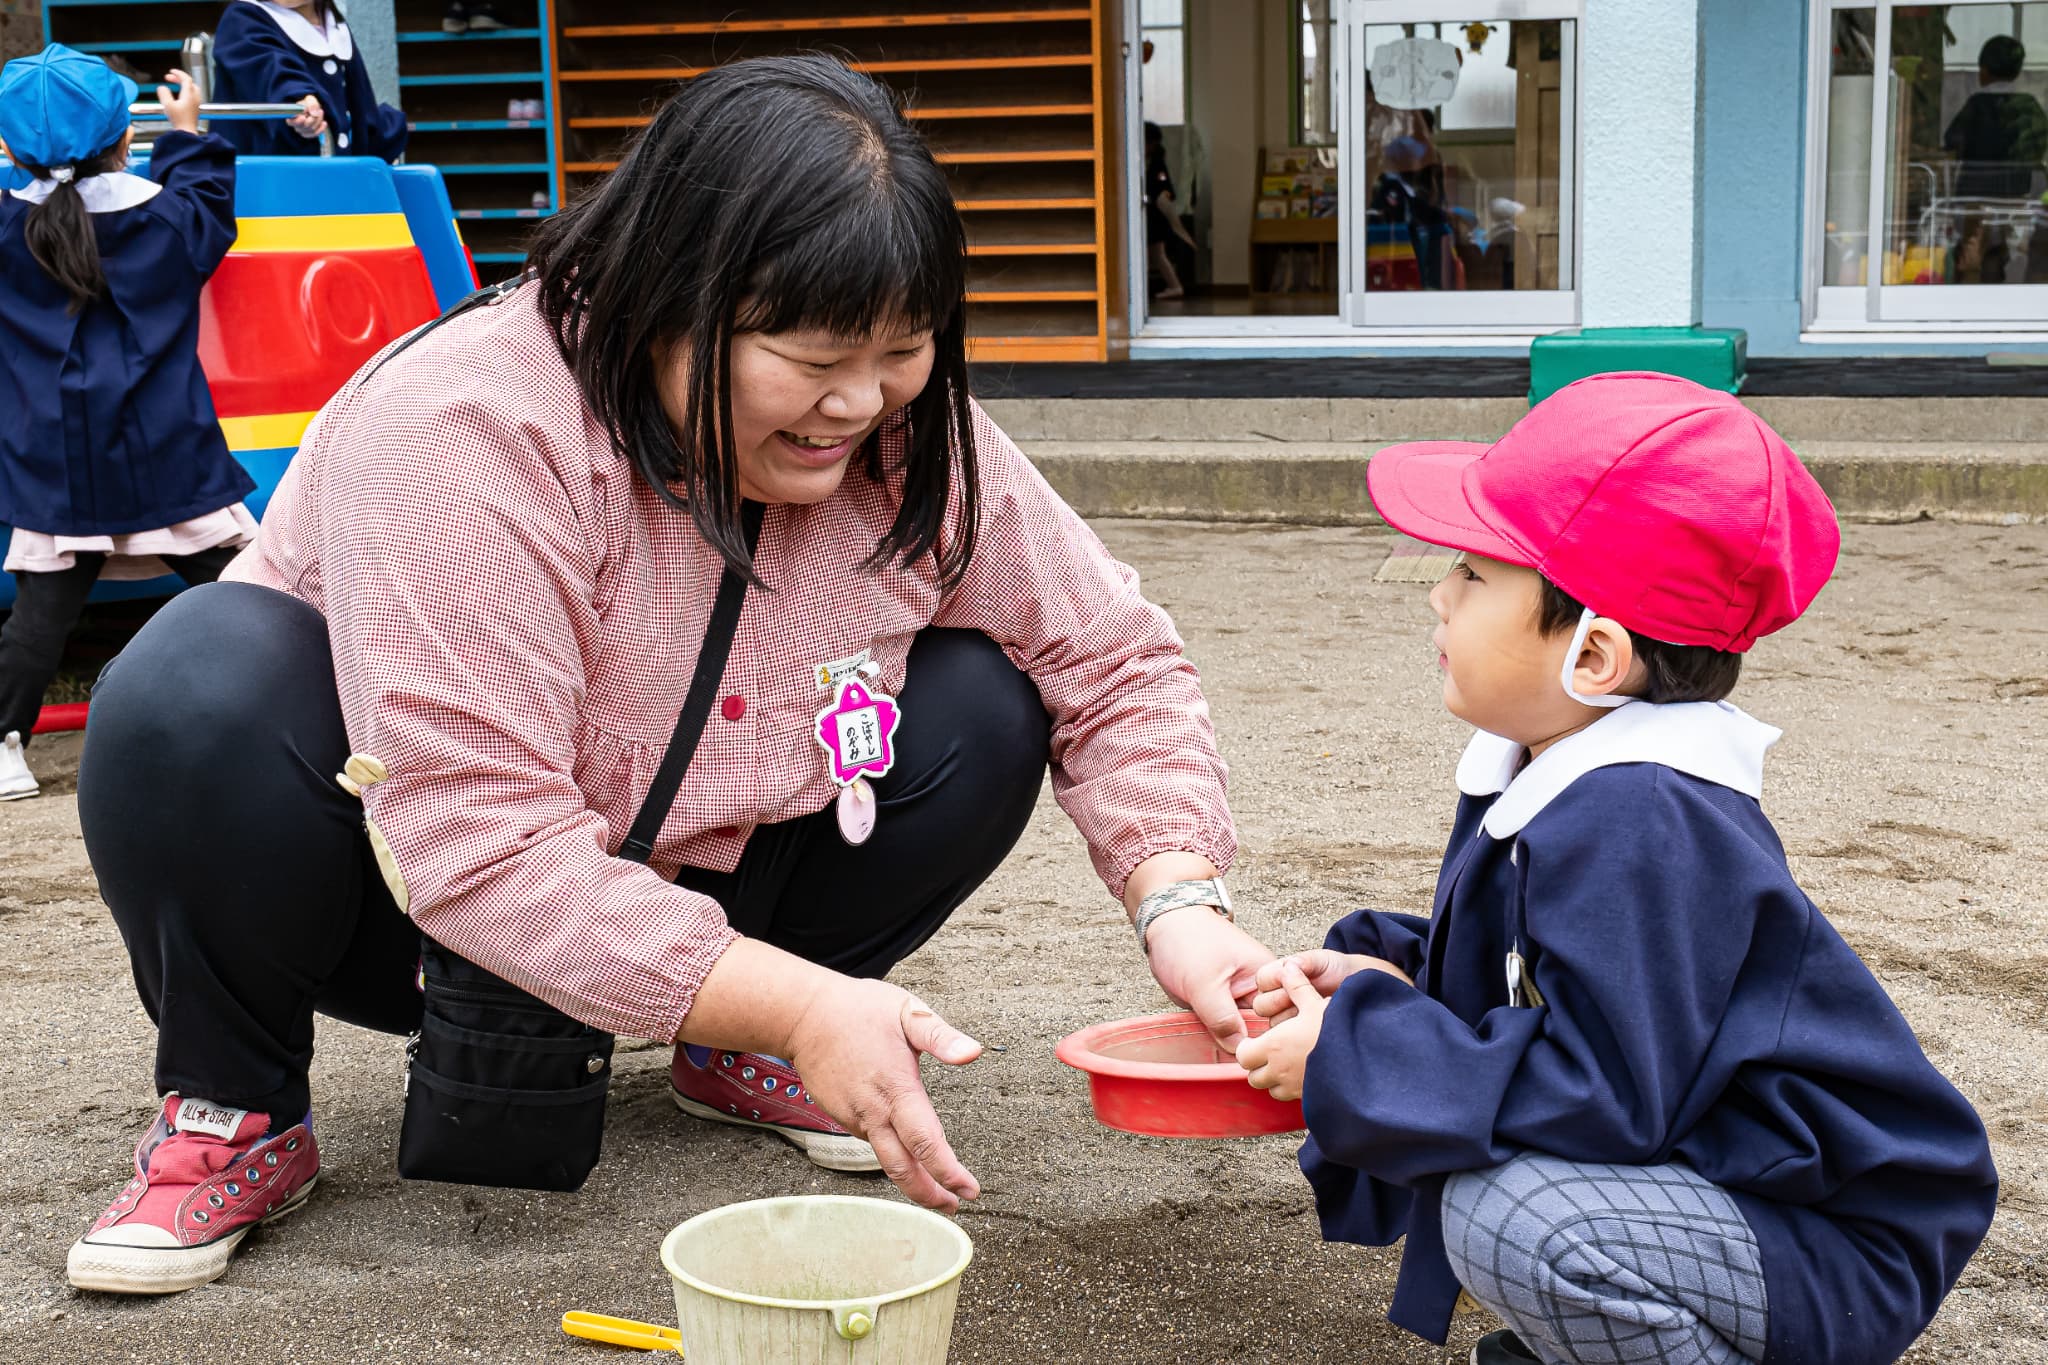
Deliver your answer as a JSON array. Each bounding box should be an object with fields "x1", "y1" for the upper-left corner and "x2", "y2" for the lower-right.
[{"x1": 814, "y1": 679, "x2": 902, "y2": 846}]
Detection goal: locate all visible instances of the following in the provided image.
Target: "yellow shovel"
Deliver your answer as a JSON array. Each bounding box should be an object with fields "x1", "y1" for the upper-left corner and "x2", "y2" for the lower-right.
[{"x1": 561, "y1": 1310, "x2": 683, "y2": 1355}]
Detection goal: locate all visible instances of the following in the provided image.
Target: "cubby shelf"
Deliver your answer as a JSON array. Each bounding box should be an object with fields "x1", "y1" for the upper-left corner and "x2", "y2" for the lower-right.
[
  {"x1": 395, "y1": 0, "x2": 558, "y2": 283},
  {"x1": 559, "y1": 10, "x2": 1092, "y2": 39},
  {"x1": 41, "y1": 2, "x2": 211, "y2": 83},
  {"x1": 549, "y1": 0, "x2": 1109, "y2": 361},
  {"x1": 399, "y1": 70, "x2": 548, "y2": 85},
  {"x1": 409, "y1": 118, "x2": 550, "y2": 132},
  {"x1": 397, "y1": 27, "x2": 547, "y2": 43}
]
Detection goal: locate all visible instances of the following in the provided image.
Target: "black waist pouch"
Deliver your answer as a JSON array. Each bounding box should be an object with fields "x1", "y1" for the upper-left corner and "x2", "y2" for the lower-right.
[{"x1": 398, "y1": 939, "x2": 616, "y2": 1191}]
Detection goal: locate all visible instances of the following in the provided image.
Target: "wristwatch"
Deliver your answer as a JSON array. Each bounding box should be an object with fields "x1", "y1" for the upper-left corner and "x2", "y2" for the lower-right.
[{"x1": 1134, "y1": 877, "x2": 1233, "y2": 956}]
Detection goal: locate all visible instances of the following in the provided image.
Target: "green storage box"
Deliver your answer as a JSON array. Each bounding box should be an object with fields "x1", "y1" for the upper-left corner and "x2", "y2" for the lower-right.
[{"x1": 1529, "y1": 327, "x2": 1747, "y2": 404}]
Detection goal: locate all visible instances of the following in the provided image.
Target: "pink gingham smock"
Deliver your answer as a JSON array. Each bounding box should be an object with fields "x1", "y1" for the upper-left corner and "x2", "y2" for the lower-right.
[{"x1": 222, "y1": 284, "x2": 1234, "y2": 1042}]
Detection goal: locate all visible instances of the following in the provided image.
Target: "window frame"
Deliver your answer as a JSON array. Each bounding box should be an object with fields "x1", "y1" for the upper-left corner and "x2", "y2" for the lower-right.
[{"x1": 1804, "y1": 0, "x2": 2048, "y2": 333}]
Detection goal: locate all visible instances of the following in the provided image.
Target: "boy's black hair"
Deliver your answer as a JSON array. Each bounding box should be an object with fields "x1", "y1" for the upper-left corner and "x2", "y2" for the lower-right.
[
  {"x1": 1536, "y1": 576, "x2": 1743, "y2": 705},
  {"x1": 1980, "y1": 35, "x2": 2025, "y2": 82},
  {"x1": 15, "y1": 136, "x2": 129, "y2": 314},
  {"x1": 526, "y1": 54, "x2": 976, "y2": 590}
]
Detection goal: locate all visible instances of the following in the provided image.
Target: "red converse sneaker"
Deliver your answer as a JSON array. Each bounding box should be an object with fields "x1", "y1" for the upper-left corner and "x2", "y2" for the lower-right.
[
  {"x1": 67, "y1": 1095, "x2": 318, "y2": 1294},
  {"x1": 671, "y1": 1045, "x2": 879, "y2": 1172}
]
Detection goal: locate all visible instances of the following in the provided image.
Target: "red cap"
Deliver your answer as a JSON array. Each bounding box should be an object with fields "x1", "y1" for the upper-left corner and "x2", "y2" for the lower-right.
[{"x1": 1365, "y1": 372, "x2": 1840, "y2": 652}]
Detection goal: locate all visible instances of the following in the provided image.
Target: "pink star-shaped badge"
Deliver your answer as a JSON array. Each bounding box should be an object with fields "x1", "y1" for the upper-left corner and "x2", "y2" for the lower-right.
[{"x1": 814, "y1": 680, "x2": 900, "y2": 785}]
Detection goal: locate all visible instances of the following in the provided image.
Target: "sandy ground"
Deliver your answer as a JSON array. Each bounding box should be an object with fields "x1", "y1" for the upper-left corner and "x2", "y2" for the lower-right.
[{"x1": 0, "y1": 518, "x2": 2044, "y2": 1365}]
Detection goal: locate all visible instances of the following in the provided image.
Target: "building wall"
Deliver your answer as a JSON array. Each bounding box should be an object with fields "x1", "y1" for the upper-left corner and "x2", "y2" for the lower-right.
[
  {"x1": 347, "y1": 0, "x2": 399, "y2": 119},
  {"x1": 1700, "y1": 0, "x2": 2043, "y2": 355},
  {"x1": 1582, "y1": 0, "x2": 1706, "y2": 327}
]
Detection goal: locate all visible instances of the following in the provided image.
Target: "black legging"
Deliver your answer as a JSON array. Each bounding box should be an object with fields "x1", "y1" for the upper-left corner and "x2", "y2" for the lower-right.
[
  {"x1": 77, "y1": 581, "x2": 1050, "y2": 1131},
  {"x1": 0, "y1": 544, "x2": 240, "y2": 743}
]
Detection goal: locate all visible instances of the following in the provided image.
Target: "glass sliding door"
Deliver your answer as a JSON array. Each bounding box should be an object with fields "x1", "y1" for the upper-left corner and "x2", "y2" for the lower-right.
[
  {"x1": 1123, "y1": 0, "x2": 1578, "y2": 338},
  {"x1": 1342, "y1": 0, "x2": 1580, "y2": 329},
  {"x1": 1811, "y1": 0, "x2": 2048, "y2": 328},
  {"x1": 1127, "y1": 0, "x2": 1349, "y2": 329}
]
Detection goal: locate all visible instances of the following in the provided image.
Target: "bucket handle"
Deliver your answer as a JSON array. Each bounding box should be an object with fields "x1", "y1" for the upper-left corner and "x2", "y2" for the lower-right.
[{"x1": 830, "y1": 1302, "x2": 881, "y2": 1341}]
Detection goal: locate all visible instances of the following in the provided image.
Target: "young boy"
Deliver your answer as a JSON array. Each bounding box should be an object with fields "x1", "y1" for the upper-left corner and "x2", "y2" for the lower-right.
[{"x1": 1236, "y1": 373, "x2": 1997, "y2": 1365}]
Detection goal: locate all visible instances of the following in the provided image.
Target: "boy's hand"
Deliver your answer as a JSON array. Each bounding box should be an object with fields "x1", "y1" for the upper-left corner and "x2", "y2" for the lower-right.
[
  {"x1": 159, "y1": 71, "x2": 203, "y2": 134},
  {"x1": 1252, "y1": 950, "x2": 1413, "y2": 1022},
  {"x1": 1236, "y1": 961, "x2": 1328, "y2": 1103}
]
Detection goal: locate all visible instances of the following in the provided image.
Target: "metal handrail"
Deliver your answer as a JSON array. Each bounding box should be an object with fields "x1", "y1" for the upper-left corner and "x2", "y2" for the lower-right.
[{"x1": 128, "y1": 101, "x2": 334, "y2": 158}]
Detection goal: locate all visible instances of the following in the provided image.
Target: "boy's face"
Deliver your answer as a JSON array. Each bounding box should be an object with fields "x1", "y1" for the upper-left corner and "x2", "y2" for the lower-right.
[{"x1": 1427, "y1": 554, "x2": 1595, "y2": 750}]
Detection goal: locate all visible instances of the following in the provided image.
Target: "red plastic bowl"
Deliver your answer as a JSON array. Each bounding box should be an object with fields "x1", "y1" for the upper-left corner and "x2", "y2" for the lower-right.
[{"x1": 1055, "y1": 1010, "x2": 1306, "y2": 1139}]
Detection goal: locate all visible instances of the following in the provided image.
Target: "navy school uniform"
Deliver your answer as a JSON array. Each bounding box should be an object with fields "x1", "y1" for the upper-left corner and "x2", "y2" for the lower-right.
[
  {"x1": 210, "y1": 1, "x2": 407, "y2": 161},
  {"x1": 1301, "y1": 701, "x2": 1997, "y2": 1364},
  {"x1": 0, "y1": 132, "x2": 255, "y2": 536}
]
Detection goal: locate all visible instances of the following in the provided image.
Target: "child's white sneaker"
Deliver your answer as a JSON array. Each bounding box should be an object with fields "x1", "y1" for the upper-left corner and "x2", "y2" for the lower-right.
[{"x1": 0, "y1": 731, "x2": 38, "y2": 801}]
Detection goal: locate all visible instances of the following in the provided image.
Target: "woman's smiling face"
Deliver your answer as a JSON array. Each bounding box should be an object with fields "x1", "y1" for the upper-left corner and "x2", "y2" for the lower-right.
[{"x1": 670, "y1": 324, "x2": 936, "y2": 506}]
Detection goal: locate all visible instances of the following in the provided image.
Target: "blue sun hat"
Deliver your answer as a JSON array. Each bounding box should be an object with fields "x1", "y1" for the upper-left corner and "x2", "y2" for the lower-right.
[{"x1": 0, "y1": 44, "x2": 139, "y2": 173}]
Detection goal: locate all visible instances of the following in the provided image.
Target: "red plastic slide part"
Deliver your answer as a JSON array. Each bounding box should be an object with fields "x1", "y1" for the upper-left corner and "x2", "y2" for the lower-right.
[{"x1": 31, "y1": 702, "x2": 89, "y2": 735}]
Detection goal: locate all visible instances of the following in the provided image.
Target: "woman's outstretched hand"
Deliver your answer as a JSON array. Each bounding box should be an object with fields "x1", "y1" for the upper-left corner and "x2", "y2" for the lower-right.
[
  {"x1": 682, "y1": 940, "x2": 982, "y2": 1213},
  {"x1": 783, "y1": 977, "x2": 983, "y2": 1213},
  {"x1": 1144, "y1": 907, "x2": 1277, "y2": 1056}
]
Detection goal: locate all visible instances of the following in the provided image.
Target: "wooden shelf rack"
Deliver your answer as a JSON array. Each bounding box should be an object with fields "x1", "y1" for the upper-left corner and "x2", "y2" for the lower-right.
[{"x1": 549, "y1": 1, "x2": 1110, "y2": 361}]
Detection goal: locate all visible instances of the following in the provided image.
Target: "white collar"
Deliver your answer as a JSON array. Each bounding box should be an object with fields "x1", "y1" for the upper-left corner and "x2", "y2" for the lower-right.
[
  {"x1": 8, "y1": 171, "x2": 163, "y2": 213},
  {"x1": 1455, "y1": 700, "x2": 1782, "y2": 839},
  {"x1": 241, "y1": 0, "x2": 354, "y2": 61}
]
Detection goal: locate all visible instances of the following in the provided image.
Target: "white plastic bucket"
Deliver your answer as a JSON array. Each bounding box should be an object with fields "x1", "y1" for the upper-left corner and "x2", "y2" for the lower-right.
[{"x1": 659, "y1": 1195, "x2": 973, "y2": 1364}]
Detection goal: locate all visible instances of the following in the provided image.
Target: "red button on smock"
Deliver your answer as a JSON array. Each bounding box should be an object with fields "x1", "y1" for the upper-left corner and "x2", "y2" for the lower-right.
[{"x1": 721, "y1": 695, "x2": 746, "y2": 721}]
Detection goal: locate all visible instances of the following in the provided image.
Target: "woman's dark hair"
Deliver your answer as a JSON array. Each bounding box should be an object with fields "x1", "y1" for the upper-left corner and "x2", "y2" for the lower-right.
[
  {"x1": 1980, "y1": 34, "x2": 2025, "y2": 83},
  {"x1": 16, "y1": 136, "x2": 129, "y2": 314},
  {"x1": 526, "y1": 54, "x2": 976, "y2": 589},
  {"x1": 1536, "y1": 576, "x2": 1743, "y2": 705}
]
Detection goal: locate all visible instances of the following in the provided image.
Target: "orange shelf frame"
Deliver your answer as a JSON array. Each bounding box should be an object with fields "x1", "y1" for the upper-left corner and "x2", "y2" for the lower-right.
[
  {"x1": 909, "y1": 102, "x2": 1096, "y2": 120},
  {"x1": 566, "y1": 104, "x2": 1097, "y2": 132},
  {"x1": 967, "y1": 242, "x2": 1098, "y2": 255},
  {"x1": 559, "y1": 54, "x2": 1090, "y2": 83},
  {"x1": 966, "y1": 289, "x2": 1099, "y2": 302},
  {"x1": 956, "y1": 197, "x2": 1097, "y2": 211},
  {"x1": 966, "y1": 336, "x2": 1103, "y2": 361},
  {"x1": 936, "y1": 149, "x2": 1095, "y2": 165}
]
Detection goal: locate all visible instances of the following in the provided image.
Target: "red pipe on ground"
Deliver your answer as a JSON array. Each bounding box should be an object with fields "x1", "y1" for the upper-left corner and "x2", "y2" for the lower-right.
[{"x1": 32, "y1": 702, "x2": 89, "y2": 735}]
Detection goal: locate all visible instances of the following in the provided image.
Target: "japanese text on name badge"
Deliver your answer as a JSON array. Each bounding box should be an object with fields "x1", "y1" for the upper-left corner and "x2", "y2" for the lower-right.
[{"x1": 814, "y1": 679, "x2": 900, "y2": 786}]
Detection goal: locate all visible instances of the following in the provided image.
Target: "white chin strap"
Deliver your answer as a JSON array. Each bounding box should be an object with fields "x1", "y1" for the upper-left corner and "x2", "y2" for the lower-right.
[{"x1": 1561, "y1": 606, "x2": 1631, "y2": 709}]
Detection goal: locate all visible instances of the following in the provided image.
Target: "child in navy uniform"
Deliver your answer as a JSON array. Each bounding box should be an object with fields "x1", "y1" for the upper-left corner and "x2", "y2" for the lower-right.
[
  {"x1": 0, "y1": 47, "x2": 256, "y2": 800},
  {"x1": 210, "y1": 1, "x2": 408, "y2": 161},
  {"x1": 1236, "y1": 373, "x2": 1997, "y2": 1365}
]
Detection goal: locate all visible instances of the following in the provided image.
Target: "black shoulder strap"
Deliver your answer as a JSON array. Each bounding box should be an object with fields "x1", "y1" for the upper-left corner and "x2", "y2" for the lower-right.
[
  {"x1": 618, "y1": 501, "x2": 766, "y2": 864},
  {"x1": 361, "y1": 269, "x2": 536, "y2": 387},
  {"x1": 365, "y1": 269, "x2": 742, "y2": 865}
]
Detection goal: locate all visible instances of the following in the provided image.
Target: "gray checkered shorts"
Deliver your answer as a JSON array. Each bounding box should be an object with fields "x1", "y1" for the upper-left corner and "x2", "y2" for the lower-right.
[{"x1": 1442, "y1": 1153, "x2": 1769, "y2": 1365}]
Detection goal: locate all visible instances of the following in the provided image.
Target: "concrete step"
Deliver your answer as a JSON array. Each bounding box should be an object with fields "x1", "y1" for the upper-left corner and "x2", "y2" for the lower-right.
[
  {"x1": 982, "y1": 394, "x2": 2048, "y2": 446},
  {"x1": 1017, "y1": 439, "x2": 2048, "y2": 526}
]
